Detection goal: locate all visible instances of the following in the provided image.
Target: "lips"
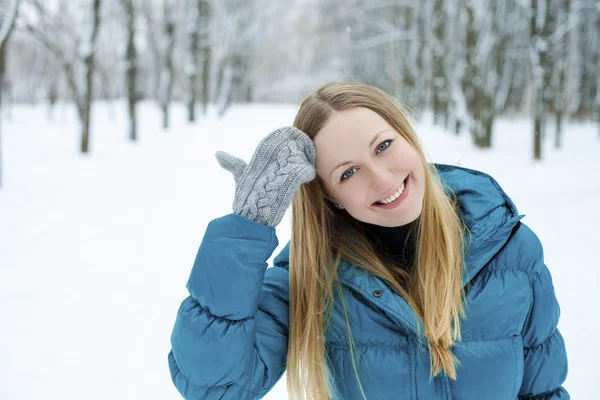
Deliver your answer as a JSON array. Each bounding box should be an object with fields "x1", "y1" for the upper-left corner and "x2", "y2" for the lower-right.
[
  {"x1": 370, "y1": 175, "x2": 410, "y2": 210},
  {"x1": 373, "y1": 176, "x2": 409, "y2": 205}
]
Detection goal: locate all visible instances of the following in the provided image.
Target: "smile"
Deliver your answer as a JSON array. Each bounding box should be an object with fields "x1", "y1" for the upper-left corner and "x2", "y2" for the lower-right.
[{"x1": 372, "y1": 176, "x2": 410, "y2": 209}]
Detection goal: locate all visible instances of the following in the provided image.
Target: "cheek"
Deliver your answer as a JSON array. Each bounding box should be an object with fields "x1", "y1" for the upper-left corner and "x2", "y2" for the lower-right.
[
  {"x1": 412, "y1": 155, "x2": 427, "y2": 181},
  {"x1": 339, "y1": 183, "x2": 370, "y2": 209},
  {"x1": 394, "y1": 147, "x2": 425, "y2": 181},
  {"x1": 392, "y1": 145, "x2": 419, "y2": 167}
]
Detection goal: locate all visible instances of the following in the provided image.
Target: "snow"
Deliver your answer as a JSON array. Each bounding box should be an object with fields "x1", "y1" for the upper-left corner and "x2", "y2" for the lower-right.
[{"x1": 1, "y1": 101, "x2": 598, "y2": 399}]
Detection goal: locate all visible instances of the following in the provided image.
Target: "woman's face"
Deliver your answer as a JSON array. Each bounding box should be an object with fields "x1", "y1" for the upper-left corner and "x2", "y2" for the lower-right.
[{"x1": 314, "y1": 107, "x2": 425, "y2": 227}]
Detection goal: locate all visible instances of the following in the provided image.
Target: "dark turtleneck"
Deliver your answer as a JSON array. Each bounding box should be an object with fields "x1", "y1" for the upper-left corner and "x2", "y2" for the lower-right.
[{"x1": 360, "y1": 218, "x2": 419, "y2": 274}]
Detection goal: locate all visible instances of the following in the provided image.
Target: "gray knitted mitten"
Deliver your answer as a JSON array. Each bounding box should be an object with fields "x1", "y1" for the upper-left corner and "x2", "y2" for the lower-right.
[{"x1": 216, "y1": 127, "x2": 316, "y2": 227}]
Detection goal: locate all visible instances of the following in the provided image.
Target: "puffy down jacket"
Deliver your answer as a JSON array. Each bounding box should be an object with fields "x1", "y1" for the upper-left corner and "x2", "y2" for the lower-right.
[{"x1": 168, "y1": 164, "x2": 569, "y2": 399}]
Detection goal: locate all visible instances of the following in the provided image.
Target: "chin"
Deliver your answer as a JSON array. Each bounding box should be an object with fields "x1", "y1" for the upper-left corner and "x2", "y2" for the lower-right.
[{"x1": 383, "y1": 209, "x2": 422, "y2": 227}]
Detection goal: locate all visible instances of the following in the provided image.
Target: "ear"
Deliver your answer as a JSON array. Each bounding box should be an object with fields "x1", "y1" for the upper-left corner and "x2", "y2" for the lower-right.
[
  {"x1": 323, "y1": 193, "x2": 338, "y2": 204},
  {"x1": 317, "y1": 178, "x2": 338, "y2": 206}
]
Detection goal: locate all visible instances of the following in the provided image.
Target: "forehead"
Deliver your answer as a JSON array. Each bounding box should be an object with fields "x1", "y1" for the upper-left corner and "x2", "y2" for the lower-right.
[
  {"x1": 315, "y1": 107, "x2": 388, "y2": 143},
  {"x1": 313, "y1": 107, "x2": 392, "y2": 165}
]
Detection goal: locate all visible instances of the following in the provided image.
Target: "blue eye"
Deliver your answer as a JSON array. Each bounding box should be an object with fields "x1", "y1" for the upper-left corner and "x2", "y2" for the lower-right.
[
  {"x1": 376, "y1": 140, "x2": 393, "y2": 153},
  {"x1": 339, "y1": 140, "x2": 393, "y2": 183},
  {"x1": 340, "y1": 168, "x2": 357, "y2": 182}
]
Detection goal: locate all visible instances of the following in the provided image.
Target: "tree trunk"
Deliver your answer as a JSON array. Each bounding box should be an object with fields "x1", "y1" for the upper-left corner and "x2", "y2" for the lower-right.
[
  {"x1": 186, "y1": 0, "x2": 200, "y2": 122},
  {"x1": 80, "y1": 0, "x2": 101, "y2": 154},
  {"x1": 214, "y1": 57, "x2": 224, "y2": 106},
  {"x1": 200, "y1": 1, "x2": 211, "y2": 115},
  {"x1": 402, "y1": 6, "x2": 419, "y2": 111},
  {"x1": 230, "y1": 53, "x2": 244, "y2": 104},
  {"x1": 534, "y1": 103, "x2": 543, "y2": 160},
  {"x1": 217, "y1": 59, "x2": 233, "y2": 117},
  {"x1": 417, "y1": 0, "x2": 433, "y2": 114},
  {"x1": 529, "y1": 0, "x2": 554, "y2": 160},
  {"x1": 472, "y1": 117, "x2": 493, "y2": 148},
  {"x1": 0, "y1": 46, "x2": 4, "y2": 188},
  {"x1": 463, "y1": 0, "x2": 495, "y2": 149},
  {"x1": 596, "y1": 1, "x2": 600, "y2": 139},
  {"x1": 432, "y1": 0, "x2": 449, "y2": 128},
  {"x1": 555, "y1": 111, "x2": 563, "y2": 149},
  {"x1": 552, "y1": 0, "x2": 569, "y2": 149},
  {"x1": 160, "y1": 0, "x2": 175, "y2": 130},
  {"x1": 124, "y1": 0, "x2": 137, "y2": 141},
  {"x1": 0, "y1": 0, "x2": 20, "y2": 188},
  {"x1": 80, "y1": 106, "x2": 90, "y2": 154},
  {"x1": 140, "y1": 1, "x2": 161, "y2": 101},
  {"x1": 47, "y1": 81, "x2": 57, "y2": 120},
  {"x1": 202, "y1": 45, "x2": 211, "y2": 115}
]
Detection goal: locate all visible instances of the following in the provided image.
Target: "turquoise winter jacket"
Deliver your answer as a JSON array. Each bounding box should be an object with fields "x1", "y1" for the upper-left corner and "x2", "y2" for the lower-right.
[{"x1": 168, "y1": 164, "x2": 569, "y2": 399}]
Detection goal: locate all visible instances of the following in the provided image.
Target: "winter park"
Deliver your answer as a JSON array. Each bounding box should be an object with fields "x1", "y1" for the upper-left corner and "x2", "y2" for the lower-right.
[{"x1": 1, "y1": 0, "x2": 599, "y2": 399}]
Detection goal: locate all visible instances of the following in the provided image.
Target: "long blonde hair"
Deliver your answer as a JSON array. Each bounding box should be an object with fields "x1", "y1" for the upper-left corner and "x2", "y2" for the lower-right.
[{"x1": 287, "y1": 82, "x2": 466, "y2": 400}]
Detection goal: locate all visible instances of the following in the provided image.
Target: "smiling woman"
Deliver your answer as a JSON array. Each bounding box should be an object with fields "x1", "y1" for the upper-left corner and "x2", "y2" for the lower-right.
[{"x1": 167, "y1": 82, "x2": 569, "y2": 400}]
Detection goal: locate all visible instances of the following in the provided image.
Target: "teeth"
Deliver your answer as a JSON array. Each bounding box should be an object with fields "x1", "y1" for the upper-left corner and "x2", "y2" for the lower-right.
[{"x1": 376, "y1": 181, "x2": 405, "y2": 204}]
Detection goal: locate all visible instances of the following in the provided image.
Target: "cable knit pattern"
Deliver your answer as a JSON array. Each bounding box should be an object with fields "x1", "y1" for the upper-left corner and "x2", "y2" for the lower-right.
[{"x1": 216, "y1": 127, "x2": 316, "y2": 227}]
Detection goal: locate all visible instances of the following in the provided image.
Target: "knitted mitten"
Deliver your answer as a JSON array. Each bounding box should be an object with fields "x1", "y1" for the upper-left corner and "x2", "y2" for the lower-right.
[{"x1": 215, "y1": 127, "x2": 316, "y2": 227}]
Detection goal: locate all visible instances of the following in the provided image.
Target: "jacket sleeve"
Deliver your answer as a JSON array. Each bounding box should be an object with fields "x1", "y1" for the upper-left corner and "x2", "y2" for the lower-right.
[
  {"x1": 518, "y1": 225, "x2": 569, "y2": 399},
  {"x1": 168, "y1": 214, "x2": 290, "y2": 399}
]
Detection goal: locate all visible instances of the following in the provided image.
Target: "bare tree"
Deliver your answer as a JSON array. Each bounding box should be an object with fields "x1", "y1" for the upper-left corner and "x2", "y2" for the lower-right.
[
  {"x1": 0, "y1": 0, "x2": 20, "y2": 188},
  {"x1": 345, "y1": 2, "x2": 424, "y2": 110},
  {"x1": 594, "y1": 1, "x2": 600, "y2": 138},
  {"x1": 24, "y1": 0, "x2": 102, "y2": 153},
  {"x1": 529, "y1": 0, "x2": 556, "y2": 160},
  {"x1": 122, "y1": 0, "x2": 138, "y2": 141},
  {"x1": 463, "y1": 0, "x2": 504, "y2": 148},
  {"x1": 573, "y1": 0, "x2": 599, "y2": 119},
  {"x1": 444, "y1": 0, "x2": 470, "y2": 135},
  {"x1": 183, "y1": 0, "x2": 212, "y2": 121},
  {"x1": 159, "y1": 0, "x2": 176, "y2": 129},
  {"x1": 199, "y1": 0, "x2": 211, "y2": 115},
  {"x1": 185, "y1": 0, "x2": 200, "y2": 122},
  {"x1": 140, "y1": 1, "x2": 161, "y2": 101},
  {"x1": 432, "y1": 0, "x2": 450, "y2": 128},
  {"x1": 403, "y1": 4, "x2": 424, "y2": 112},
  {"x1": 0, "y1": 0, "x2": 18, "y2": 46},
  {"x1": 550, "y1": 0, "x2": 571, "y2": 148},
  {"x1": 80, "y1": 0, "x2": 101, "y2": 153},
  {"x1": 214, "y1": 0, "x2": 262, "y2": 116},
  {"x1": 417, "y1": 0, "x2": 434, "y2": 114}
]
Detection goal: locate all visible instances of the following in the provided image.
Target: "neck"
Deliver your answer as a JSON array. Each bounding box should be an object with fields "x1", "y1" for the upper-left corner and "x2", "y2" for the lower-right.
[{"x1": 361, "y1": 217, "x2": 420, "y2": 269}]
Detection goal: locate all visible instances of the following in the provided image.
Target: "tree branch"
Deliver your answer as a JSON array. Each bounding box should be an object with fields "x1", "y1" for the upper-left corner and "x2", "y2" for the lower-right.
[
  {"x1": 0, "y1": 0, "x2": 20, "y2": 48},
  {"x1": 24, "y1": 22, "x2": 82, "y2": 110}
]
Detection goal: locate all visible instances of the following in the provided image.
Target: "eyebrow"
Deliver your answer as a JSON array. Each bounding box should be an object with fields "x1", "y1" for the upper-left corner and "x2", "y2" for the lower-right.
[{"x1": 329, "y1": 129, "x2": 392, "y2": 180}]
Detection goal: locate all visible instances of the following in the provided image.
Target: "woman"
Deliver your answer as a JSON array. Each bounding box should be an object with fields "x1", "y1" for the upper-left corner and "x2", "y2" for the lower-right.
[{"x1": 168, "y1": 82, "x2": 569, "y2": 399}]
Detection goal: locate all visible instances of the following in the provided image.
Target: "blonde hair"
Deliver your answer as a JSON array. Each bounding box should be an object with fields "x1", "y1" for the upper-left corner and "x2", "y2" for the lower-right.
[{"x1": 286, "y1": 82, "x2": 466, "y2": 399}]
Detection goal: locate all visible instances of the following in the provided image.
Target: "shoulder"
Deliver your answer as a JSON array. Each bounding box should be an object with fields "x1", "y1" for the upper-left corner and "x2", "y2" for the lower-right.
[
  {"x1": 492, "y1": 221, "x2": 547, "y2": 278},
  {"x1": 433, "y1": 164, "x2": 519, "y2": 229}
]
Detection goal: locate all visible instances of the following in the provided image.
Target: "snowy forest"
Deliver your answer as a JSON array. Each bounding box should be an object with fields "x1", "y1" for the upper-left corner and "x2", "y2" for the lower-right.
[{"x1": 0, "y1": 0, "x2": 599, "y2": 171}]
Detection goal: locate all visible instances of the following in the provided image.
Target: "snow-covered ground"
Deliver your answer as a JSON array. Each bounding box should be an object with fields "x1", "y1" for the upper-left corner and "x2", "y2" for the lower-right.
[{"x1": 0, "y1": 101, "x2": 598, "y2": 399}]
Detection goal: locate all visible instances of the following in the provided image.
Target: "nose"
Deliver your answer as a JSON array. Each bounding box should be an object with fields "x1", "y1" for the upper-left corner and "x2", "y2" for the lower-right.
[{"x1": 370, "y1": 166, "x2": 394, "y2": 192}]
